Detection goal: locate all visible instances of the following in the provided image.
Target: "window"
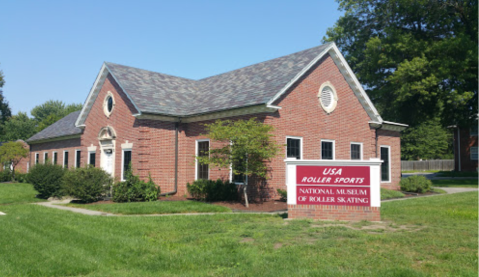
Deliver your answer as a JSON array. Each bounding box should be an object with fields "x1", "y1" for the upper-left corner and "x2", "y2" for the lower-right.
[
  {"x1": 232, "y1": 156, "x2": 246, "y2": 184},
  {"x1": 75, "y1": 150, "x2": 81, "y2": 168},
  {"x1": 318, "y1": 82, "x2": 338, "y2": 114},
  {"x1": 35, "y1": 153, "x2": 39, "y2": 165},
  {"x1": 350, "y1": 143, "x2": 362, "y2": 160},
  {"x1": 122, "y1": 149, "x2": 132, "y2": 180},
  {"x1": 321, "y1": 140, "x2": 335, "y2": 160},
  {"x1": 88, "y1": 152, "x2": 96, "y2": 167},
  {"x1": 471, "y1": 125, "x2": 478, "y2": 137},
  {"x1": 196, "y1": 140, "x2": 209, "y2": 180},
  {"x1": 64, "y1": 151, "x2": 69, "y2": 168},
  {"x1": 44, "y1": 153, "x2": 48, "y2": 164},
  {"x1": 471, "y1": 147, "x2": 478, "y2": 161},
  {"x1": 286, "y1": 137, "x2": 302, "y2": 160},
  {"x1": 103, "y1": 92, "x2": 115, "y2": 117},
  {"x1": 53, "y1": 152, "x2": 58, "y2": 165},
  {"x1": 380, "y1": 146, "x2": 391, "y2": 182}
]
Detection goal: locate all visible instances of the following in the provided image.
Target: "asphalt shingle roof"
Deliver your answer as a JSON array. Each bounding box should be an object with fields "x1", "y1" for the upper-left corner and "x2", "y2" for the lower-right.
[
  {"x1": 106, "y1": 43, "x2": 331, "y2": 116},
  {"x1": 27, "y1": 111, "x2": 82, "y2": 142}
]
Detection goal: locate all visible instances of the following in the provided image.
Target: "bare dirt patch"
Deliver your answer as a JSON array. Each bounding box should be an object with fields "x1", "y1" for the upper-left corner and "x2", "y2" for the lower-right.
[
  {"x1": 240, "y1": 237, "x2": 255, "y2": 243},
  {"x1": 212, "y1": 200, "x2": 287, "y2": 212}
]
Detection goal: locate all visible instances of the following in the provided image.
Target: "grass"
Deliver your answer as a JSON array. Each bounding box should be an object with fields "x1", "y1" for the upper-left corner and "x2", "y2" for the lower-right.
[
  {"x1": 62, "y1": 200, "x2": 232, "y2": 215},
  {"x1": 432, "y1": 179, "x2": 478, "y2": 188},
  {"x1": 0, "y1": 182, "x2": 45, "y2": 205},
  {"x1": 436, "y1": 171, "x2": 478, "y2": 178},
  {"x1": 380, "y1": 188, "x2": 405, "y2": 200},
  {"x1": 0, "y1": 184, "x2": 477, "y2": 276},
  {"x1": 401, "y1": 170, "x2": 440, "y2": 173}
]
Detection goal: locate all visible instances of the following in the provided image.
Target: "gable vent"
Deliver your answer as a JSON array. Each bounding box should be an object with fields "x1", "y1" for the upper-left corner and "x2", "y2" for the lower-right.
[{"x1": 321, "y1": 87, "x2": 333, "y2": 108}]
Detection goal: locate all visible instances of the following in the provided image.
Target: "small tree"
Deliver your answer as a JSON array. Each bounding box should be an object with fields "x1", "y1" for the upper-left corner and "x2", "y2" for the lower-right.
[
  {"x1": 0, "y1": 141, "x2": 29, "y2": 181},
  {"x1": 196, "y1": 118, "x2": 282, "y2": 207}
]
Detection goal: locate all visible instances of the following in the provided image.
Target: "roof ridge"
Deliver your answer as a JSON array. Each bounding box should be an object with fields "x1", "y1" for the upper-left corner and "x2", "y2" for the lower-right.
[{"x1": 104, "y1": 62, "x2": 197, "y2": 81}]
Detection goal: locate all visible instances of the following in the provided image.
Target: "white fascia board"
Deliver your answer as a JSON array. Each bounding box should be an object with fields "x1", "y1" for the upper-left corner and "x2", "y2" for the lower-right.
[
  {"x1": 266, "y1": 43, "x2": 334, "y2": 106},
  {"x1": 284, "y1": 159, "x2": 383, "y2": 167},
  {"x1": 382, "y1": 121, "x2": 408, "y2": 127}
]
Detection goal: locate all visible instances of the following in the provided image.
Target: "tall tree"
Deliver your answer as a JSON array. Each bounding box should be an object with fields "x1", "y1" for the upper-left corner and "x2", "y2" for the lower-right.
[
  {"x1": 0, "y1": 112, "x2": 36, "y2": 142},
  {"x1": 31, "y1": 100, "x2": 82, "y2": 132},
  {"x1": 0, "y1": 69, "x2": 12, "y2": 133},
  {"x1": 401, "y1": 119, "x2": 451, "y2": 160},
  {"x1": 323, "y1": 0, "x2": 478, "y2": 128},
  {"x1": 0, "y1": 141, "x2": 29, "y2": 181},
  {"x1": 196, "y1": 118, "x2": 282, "y2": 207}
]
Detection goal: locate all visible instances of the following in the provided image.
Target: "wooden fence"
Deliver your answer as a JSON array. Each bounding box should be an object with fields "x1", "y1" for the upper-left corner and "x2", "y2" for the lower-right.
[{"x1": 401, "y1": 160, "x2": 454, "y2": 172}]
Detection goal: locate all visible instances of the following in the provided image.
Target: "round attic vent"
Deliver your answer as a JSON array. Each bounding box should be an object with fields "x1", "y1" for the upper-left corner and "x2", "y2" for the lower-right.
[{"x1": 318, "y1": 82, "x2": 338, "y2": 114}]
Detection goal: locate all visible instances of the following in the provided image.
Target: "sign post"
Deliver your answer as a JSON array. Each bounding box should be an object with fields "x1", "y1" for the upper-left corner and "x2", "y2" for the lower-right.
[{"x1": 286, "y1": 159, "x2": 382, "y2": 221}]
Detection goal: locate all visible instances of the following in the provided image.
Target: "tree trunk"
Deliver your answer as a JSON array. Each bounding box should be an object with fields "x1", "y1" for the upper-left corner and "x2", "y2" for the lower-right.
[{"x1": 243, "y1": 176, "x2": 249, "y2": 208}]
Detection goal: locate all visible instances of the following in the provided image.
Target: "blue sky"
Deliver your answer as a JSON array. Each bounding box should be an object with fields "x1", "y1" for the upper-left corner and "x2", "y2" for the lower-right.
[{"x1": 1, "y1": 1, "x2": 342, "y2": 115}]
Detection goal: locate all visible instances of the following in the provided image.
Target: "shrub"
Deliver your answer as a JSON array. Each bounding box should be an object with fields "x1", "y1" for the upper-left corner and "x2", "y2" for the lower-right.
[
  {"x1": 277, "y1": 189, "x2": 287, "y2": 202},
  {"x1": 28, "y1": 163, "x2": 65, "y2": 198},
  {"x1": 400, "y1": 175, "x2": 432, "y2": 193},
  {"x1": 187, "y1": 179, "x2": 238, "y2": 202},
  {"x1": 112, "y1": 171, "x2": 160, "y2": 203},
  {"x1": 0, "y1": 169, "x2": 12, "y2": 182},
  {"x1": 15, "y1": 172, "x2": 29, "y2": 183},
  {"x1": 62, "y1": 166, "x2": 113, "y2": 203}
]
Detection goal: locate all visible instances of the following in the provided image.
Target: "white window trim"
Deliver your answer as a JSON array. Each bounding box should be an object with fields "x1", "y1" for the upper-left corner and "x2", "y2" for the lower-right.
[
  {"x1": 74, "y1": 149, "x2": 81, "y2": 168},
  {"x1": 380, "y1": 145, "x2": 391, "y2": 183},
  {"x1": 285, "y1": 136, "x2": 303, "y2": 160},
  {"x1": 88, "y1": 151, "x2": 96, "y2": 166},
  {"x1": 52, "y1": 151, "x2": 57, "y2": 165},
  {"x1": 350, "y1": 142, "x2": 363, "y2": 160},
  {"x1": 43, "y1": 152, "x2": 48, "y2": 164},
  {"x1": 321, "y1": 139, "x2": 335, "y2": 160},
  {"x1": 195, "y1": 139, "x2": 210, "y2": 181},
  {"x1": 121, "y1": 148, "x2": 132, "y2": 181},
  {"x1": 35, "y1": 153, "x2": 39, "y2": 165},
  {"x1": 63, "y1": 151, "x2": 69, "y2": 168}
]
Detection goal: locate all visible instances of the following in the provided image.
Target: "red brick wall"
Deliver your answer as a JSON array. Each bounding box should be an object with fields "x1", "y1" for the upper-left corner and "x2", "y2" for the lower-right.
[
  {"x1": 454, "y1": 127, "x2": 478, "y2": 171},
  {"x1": 30, "y1": 138, "x2": 82, "y2": 169},
  {"x1": 377, "y1": 129, "x2": 401, "y2": 190},
  {"x1": 288, "y1": 204, "x2": 380, "y2": 221}
]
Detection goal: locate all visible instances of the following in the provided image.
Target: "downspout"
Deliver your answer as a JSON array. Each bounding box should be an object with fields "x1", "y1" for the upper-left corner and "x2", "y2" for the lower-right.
[
  {"x1": 375, "y1": 125, "x2": 382, "y2": 158},
  {"x1": 160, "y1": 118, "x2": 180, "y2": 196},
  {"x1": 457, "y1": 127, "x2": 461, "y2": 171}
]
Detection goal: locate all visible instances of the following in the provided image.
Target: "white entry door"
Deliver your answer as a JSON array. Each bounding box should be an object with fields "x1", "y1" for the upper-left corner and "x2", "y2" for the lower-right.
[{"x1": 102, "y1": 151, "x2": 114, "y2": 175}]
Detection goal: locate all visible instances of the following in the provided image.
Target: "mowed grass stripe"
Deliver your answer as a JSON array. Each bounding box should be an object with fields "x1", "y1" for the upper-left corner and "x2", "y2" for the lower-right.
[{"x1": 0, "y1": 191, "x2": 477, "y2": 276}]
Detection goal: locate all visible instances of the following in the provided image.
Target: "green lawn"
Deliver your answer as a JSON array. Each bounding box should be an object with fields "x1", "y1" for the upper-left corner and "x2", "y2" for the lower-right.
[
  {"x1": 0, "y1": 184, "x2": 477, "y2": 276},
  {"x1": 0, "y1": 183, "x2": 45, "y2": 205},
  {"x1": 432, "y1": 179, "x2": 478, "y2": 188},
  {"x1": 436, "y1": 171, "x2": 478, "y2": 178},
  {"x1": 401, "y1": 170, "x2": 440, "y2": 173},
  {"x1": 63, "y1": 200, "x2": 231, "y2": 215},
  {"x1": 380, "y1": 188, "x2": 405, "y2": 200}
]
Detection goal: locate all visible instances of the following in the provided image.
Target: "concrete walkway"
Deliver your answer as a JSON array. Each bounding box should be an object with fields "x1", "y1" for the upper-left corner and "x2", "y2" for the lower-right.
[
  {"x1": 402, "y1": 172, "x2": 478, "y2": 180},
  {"x1": 381, "y1": 187, "x2": 477, "y2": 202}
]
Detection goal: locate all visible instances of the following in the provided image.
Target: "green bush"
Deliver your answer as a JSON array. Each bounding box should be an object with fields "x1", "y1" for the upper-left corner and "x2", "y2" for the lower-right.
[
  {"x1": 112, "y1": 171, "x2": 160, "y2": 203},
  {"x1": 277, "y1": 189, "x2": 287, "y2": 202},
  {"x1": 187, "y1": 179, "x2": 238, "y2": 202},
  {"x1": 400, "y1": 175, "x2": 432, "y2": 193},
  {"x1": 28, "y1": 163, "x2": 65, "y2": 198},
  {"x1": 0, "y1": 169, "x2": 12, "y2": 182},
  {"x1": 62, "y1": 166, "x2": 113, "y2": 203},
  {"x1": 15, "y1": 172, "x2": 29, "y2": 183}
]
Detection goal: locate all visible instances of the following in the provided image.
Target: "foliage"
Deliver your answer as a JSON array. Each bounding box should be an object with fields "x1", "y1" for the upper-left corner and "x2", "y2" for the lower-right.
[
  {"x1": 276, "y1": 189, "x2": 287, "y2": 202},
  {"x1": 31, "y1": 100, "x2": 82, "y2": 132},
  {"x1": 380, "y1": 188, "x2": 405, "y2": 200},
  {"x1": 400, "y1": 175, "x2": 432, "y2": 193},
  {"x1": 323, "y1": 0, "x2": 478, "y2": 128},
  {"x1": 0, "y1": 112, "x2": 37, "y2": 142},
  {"x1": 0, "y1": 168, "x2": 11, "y2": 182},
  {"x1": 15, "y1": 172, "x2": 29, "y2": 183},
  {"x1": 0, "y1": 141, "x2": 29, "y2": 181},
  {"x1": 401, "y1": 119, "x2": 451, "y2": 160},
  {"x1": 112, "y1": 170, "x2": 159, "y2": 202},
  {"x1": 62, "y1": 166, "x2": 113, "y2": 203},
  {"x1": 0, "y1": 69, "x2": 12, "y2": 131},
  {"x1": 27, "y1": 163, "x2": 65, "y2": 198},
  {"x1": 187, "y1": 179, "x2": 238, "y2": 202},
  {"x1": 64, "y1": 200, "x2": 231, "y2": 215},
  {"x1": 197, "y1": 118, "x2": 282, "y2": 206}
]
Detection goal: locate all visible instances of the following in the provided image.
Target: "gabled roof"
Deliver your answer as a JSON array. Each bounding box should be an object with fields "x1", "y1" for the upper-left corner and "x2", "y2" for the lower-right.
[
  {"x1": 27, "y1": 111, "x2": 82, "y2": 143},
  {"x1": 75, "y1": 42, "x2": 384, "y2": 126}
]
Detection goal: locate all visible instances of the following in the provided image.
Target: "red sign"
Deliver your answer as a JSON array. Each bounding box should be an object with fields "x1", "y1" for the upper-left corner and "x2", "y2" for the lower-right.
[
  {"x1": 296, "y1": 186, "x2": 370, "y2": 206},
  {"x1": 296, "y1": 166, "x2": 370, "y2": 186}
]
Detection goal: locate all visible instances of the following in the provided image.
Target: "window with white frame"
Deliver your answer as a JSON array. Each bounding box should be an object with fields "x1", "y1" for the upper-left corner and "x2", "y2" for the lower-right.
[
  {"x1": 53, "y1": 152, "x2": 58, "y2": 165},
  {"x1": 44, "y1": 152, "x2": 48, "y2": 164},
  {"x1": 471, "y1": 146, "x2": 478, "y2": 161},
  {"x1": 380, "y1": 146, "x2": 391, "y2": 182},
  {"x1": 88, "y1": 151, "x2": 96, "y2": 167},
  {"x1": 122, "y1": 149, "x2": 132, "y2": 181},
  {"x1": 63, "y1": 151, "x2": 69, "y2": 168},
  {"x1": 321, "y1": 140, "x2": 335, "y2": 160},
  {"x1": 75, "y1": 150, "x2": 81, "y2": 168},
  {"x1": 35, "y1": 153, "x2": 39, "y2": 165},
  {"x1": 350, "y1": 143, "x2": 362, "y2": 160},
  {"x1": 196, "y1": 140, "x2": 209, "y2": 180},
  {"x1": 286, "y1": 136, "x2": 302, "y2": 160}
]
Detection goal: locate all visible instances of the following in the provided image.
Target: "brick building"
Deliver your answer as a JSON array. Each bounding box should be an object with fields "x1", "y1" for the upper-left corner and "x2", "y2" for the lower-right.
[
  {"x1": 451, "y1": 123, "x2": 478, "y2": 172},
  {"x1": 27, "y1": 43, "x2": 407, "y2": 198}
]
